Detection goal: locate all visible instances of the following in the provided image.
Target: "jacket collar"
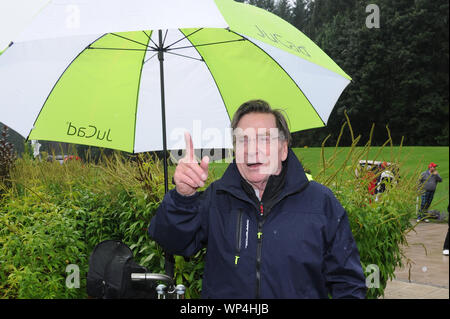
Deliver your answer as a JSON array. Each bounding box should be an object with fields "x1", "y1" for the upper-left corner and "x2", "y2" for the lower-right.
[{"x1": 215, "y1": 148, "x2": 309, "y2": 202}]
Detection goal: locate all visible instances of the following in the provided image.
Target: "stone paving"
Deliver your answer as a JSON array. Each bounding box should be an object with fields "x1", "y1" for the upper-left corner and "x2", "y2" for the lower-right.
[{"x1": 382, "y1": 221, "x2": 449, "y2": 299}]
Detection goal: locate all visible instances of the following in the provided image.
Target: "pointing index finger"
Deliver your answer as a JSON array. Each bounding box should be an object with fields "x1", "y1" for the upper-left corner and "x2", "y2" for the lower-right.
[{"x1": 184, "y1": 131, "x2": 194, "y2": 162}]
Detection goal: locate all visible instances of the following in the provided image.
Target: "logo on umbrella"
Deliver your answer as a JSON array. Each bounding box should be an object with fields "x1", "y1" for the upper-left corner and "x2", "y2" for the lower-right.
[
  {"x1": 254, "y1": 25, "x2": 311, "y2": 57},
  {"x1": 66, "y1": 122, "x2": 112, "y2": 142}
]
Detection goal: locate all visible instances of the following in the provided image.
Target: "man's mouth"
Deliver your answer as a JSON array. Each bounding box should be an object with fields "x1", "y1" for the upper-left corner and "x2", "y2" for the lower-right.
[{"x1": 247, "y1": 162, "x2": 263, "y2": 168}]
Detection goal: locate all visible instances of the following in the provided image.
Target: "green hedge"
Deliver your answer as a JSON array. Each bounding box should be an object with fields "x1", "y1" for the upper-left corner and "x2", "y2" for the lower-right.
[{"x1": 0, "y1": 152, "x2": 208, "y2": 298}]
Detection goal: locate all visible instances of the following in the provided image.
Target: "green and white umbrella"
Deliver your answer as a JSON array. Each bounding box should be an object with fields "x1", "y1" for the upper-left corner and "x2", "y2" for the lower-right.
[{"x1": 0, "y1": 0, "x2": 351, "y2": 173}]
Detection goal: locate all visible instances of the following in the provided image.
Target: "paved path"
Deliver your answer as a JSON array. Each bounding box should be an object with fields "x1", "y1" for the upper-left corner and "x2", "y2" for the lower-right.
[{"x1": 382, "y1": 221, "x2": 449, "y2": 299}]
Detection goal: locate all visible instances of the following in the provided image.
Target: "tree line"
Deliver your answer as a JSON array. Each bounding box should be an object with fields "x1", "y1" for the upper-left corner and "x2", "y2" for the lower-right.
[{"x1": 237, "y1": 0, "x2": 449, "y2": 146}]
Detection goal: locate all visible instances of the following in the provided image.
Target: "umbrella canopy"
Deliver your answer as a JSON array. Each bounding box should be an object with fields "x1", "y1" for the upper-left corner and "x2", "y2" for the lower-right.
[{"x1": 0, "y1": 0, "x2": 350, "y2": 154}]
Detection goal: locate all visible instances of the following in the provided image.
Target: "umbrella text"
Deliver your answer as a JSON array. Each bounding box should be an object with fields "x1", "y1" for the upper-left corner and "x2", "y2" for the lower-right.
[
  {"x1": 66, "y1": 122, "x2": 112, "y2": 142},
  {"x1": 254, "y1": 25, "x2": 311, "y2": 58}
]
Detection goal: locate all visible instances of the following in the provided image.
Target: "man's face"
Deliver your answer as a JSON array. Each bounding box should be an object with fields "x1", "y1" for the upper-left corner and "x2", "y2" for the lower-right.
[
  {"x1": 429, "y1": 166, "x2": 436, "y2": 173},
  {"x1": 234, "y1": 112, "x2": 288, "y2": 186}
]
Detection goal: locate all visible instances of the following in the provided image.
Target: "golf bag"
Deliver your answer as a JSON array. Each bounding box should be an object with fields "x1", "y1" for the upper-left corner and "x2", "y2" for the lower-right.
[{"x1": 87, "y1": 239, "x2": 157, "y2": 299}]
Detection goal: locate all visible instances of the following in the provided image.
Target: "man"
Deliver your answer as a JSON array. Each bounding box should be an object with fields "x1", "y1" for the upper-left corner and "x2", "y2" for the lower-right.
[
  {"x1": 148, "y1": 100, "x2": 366, "y2": 298},
  {"x1": 418, "y1": 162, "x2": 443, "y2": 222}
]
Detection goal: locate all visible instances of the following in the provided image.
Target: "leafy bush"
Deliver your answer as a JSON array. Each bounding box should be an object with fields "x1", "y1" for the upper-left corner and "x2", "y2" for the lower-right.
[
  {"x1": 0, "y1": 150, "x2": 208, "y2": 298},
  {"x1": 0, "y1": 189, "x2": 86, "y2": 298}
]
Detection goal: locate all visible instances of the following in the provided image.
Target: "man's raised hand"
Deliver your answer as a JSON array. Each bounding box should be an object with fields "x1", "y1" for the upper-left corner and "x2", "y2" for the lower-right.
[{"x1": 173, "y1": 132, "x2": 209, "y2": 196}]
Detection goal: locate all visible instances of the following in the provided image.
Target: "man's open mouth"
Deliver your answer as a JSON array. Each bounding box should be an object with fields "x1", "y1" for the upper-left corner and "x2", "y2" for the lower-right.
[{"x1": 247, "y1": 162, "x2": 263, "y2": 168}]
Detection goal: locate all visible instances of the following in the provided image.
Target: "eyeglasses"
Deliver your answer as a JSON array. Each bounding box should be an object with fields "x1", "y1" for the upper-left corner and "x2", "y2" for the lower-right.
[{"x1": 235, "y1": 135, "x2": 281, "y2": 146}]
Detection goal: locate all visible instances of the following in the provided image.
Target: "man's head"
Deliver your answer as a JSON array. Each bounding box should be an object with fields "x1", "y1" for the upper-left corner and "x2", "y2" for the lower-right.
[{"x1": 231, "y1": 100, "x2": 290, "y2": 188}]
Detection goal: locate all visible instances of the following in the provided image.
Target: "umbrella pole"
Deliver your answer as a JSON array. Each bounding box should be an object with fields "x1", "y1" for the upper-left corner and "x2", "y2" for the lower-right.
[
  {"x1": 158, "y1": 29, "x2": 175, "y2": 281},
  {"x1": 158, "y1": 30, "x2": 169, "y2": 195}
]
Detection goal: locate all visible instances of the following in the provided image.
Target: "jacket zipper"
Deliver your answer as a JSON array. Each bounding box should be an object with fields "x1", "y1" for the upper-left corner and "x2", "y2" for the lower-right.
[
  {"x1": 235, "y1": 209, "x2": 243, "y2": 266},
  {"x1": 255, "y1": 202, "x2": 265, "y2": 299}
]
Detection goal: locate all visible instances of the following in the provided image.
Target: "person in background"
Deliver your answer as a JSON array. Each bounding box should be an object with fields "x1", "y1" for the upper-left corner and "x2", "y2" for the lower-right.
[
  {"x1": 375, "y1": 161, "x2": 394, "y2": 201},
  {"x1": 418, "y1": 162, "x2": 442, "y2": 222}
]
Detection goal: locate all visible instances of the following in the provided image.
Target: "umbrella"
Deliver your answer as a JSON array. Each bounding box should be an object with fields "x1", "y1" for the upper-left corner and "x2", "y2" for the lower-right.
[
  {"x1": 0, "y1": 0, "x2": 351, "y2": 180},
  {"x1": 0, "y1": 0, "x2": 351, "y2": 279}
]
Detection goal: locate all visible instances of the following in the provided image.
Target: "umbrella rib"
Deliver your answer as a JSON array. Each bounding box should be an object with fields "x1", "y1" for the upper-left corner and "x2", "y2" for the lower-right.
[
  {"x1": 164, "y1": 51, "x2": 204, "y2": 62},
  {"x1": 143, "y1": 31, "x2": 159, "y2": 48},
  {"x1": 167, "y1": 38, "x2": 245, "y2": 51},
  {"x1": 110, "y1": 33, "x2": 151, "y2": 48},
  {"x1": 162, "y1": 29, "x2": 169, "y2": 47},
  {"x1": 88, "y1": 47, "x2": 158, "y2": 52},
  {"x1": 143, "y1": 52, "x2": 158, "y2": 64},
  {"x1": 164, "y1": 28, "x2": 204, "y2": 50}
]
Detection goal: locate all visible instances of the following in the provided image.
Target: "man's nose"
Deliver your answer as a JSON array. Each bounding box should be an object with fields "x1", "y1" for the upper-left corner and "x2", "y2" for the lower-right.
[
  {"x1": 246, "y1": 138, "x2": 259, "y2": 154},
  {"x1": 247, "y1": 138, "x2": 258, "y2": 152}
]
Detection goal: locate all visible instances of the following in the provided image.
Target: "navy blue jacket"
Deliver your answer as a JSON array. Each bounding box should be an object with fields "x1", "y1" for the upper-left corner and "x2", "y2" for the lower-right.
[{"x1": 148, "y1": 149, "x2": 366, "y2": 299}]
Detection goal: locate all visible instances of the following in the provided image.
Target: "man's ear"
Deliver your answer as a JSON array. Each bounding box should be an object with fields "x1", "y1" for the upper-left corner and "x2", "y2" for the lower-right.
[{"x1": 281, "y1": 140, "x2": 288, "y2": 161}]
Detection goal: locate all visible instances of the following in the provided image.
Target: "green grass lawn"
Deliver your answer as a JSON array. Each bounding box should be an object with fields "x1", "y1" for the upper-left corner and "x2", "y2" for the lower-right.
[{"x1": 206, "y1": 146, "x2": 449, "y2": 215}]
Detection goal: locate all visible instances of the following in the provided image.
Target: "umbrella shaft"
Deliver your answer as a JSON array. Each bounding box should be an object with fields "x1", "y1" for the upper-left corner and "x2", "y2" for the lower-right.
[
  {"x1": 158, "y1": 29, "x2": 169, "y2": 195},
  {"x1": 158, "y1": 29, "x2": 175, "y2": 281}
]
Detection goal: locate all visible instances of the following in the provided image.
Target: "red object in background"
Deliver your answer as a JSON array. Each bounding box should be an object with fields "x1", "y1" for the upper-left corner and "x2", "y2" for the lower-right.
[
  {"x1": 368, "y1": 179, "x2": 377, "y2": 195},
  {"x1": 365, "y1": 171, "x2": 377, "y2": 195},
  {"x1": 64, "y1": 155, "x2": 81, "y2": 162}
]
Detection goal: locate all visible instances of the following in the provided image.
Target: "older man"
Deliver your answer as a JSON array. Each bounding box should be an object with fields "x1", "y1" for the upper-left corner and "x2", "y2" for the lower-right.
[{"x1": 148, "y1": 100, "x2": 366, "y2": 299}]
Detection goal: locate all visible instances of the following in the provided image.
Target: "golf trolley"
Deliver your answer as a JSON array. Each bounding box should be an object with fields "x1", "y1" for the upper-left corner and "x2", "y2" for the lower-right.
[{"x1": 87, "y1": 240, "x2": 185, "y2": 299}]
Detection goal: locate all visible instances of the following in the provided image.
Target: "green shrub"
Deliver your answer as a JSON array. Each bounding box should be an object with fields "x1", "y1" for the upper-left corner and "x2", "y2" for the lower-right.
[
  {"x1": 0, "y1": 190, "x2": 86, "y2": 298},
  {"x1": 0, "y1": 151, "x2": 208, "y2": 299}
]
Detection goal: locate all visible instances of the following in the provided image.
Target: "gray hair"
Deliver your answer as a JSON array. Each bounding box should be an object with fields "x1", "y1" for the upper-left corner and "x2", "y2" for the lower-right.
[{"x1": 230, "y1": 99, "x2": 291, "y2": 146}]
